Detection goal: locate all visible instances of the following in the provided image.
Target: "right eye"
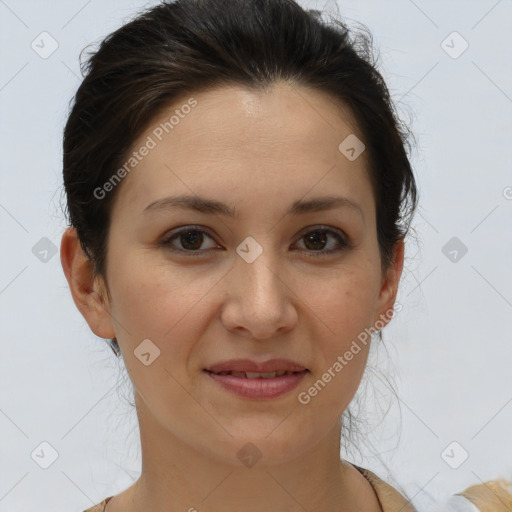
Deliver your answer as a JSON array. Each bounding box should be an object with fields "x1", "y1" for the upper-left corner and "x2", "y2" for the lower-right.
[{"x1": 160, "y1": 227, "x2": 221, "y2": 256}]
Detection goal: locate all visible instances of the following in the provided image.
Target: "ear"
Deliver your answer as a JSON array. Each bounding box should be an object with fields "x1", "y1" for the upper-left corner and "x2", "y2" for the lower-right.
[
  {"x1": 373, "y1": 237, "x2": 404, "y2": 329},
  {"x1": 60, "y1": 226, "x2": 116, "y2": 339}
]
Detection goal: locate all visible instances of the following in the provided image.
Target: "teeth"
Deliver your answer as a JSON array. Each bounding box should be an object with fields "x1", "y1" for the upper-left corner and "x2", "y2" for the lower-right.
[
  {"x1": 246, "y1": 371, "x2": 276, "y2": 378},
  {"x1": 214, "y1": 370, "x2": 298, "y2": 378}
]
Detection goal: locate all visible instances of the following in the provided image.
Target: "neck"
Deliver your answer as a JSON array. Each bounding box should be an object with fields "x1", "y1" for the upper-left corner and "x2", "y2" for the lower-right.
[{"x1": 109, "y1": 395, "x2": 365, "y2": 512}]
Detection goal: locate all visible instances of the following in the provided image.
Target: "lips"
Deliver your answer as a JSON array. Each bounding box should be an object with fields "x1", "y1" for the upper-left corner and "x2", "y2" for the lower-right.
[
  {"x1": 204, "y1": 369, "x2": 308, "y2": 400},
  {"x1": 203, "y1": 359, "x2": 309, "y2": 399}
]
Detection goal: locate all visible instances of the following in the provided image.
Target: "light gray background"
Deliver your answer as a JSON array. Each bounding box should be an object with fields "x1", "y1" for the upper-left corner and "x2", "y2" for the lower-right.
[{"x1": 1, "y1": 0, "x2": 511, "y2": 510}]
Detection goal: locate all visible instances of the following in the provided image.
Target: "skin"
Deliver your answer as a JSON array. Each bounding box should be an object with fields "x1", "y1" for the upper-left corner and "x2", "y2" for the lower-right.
[{"x1": 61, "y1": 81, "x2": 404, "y2": 512}]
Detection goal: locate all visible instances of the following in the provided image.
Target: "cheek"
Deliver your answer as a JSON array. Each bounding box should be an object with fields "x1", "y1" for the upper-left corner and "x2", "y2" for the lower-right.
[
  {"x1": 104, "y1": 261, "x2": 230, "y2": 455},
  {"x1": 107, "y1": 253, "x2": 222, "y2": 358},
  {"x1": 302, "y1": 272, "x2": 376, "y2": 402},
  {"x1": 307, "y1": 271, "x2": 377, "y2": 344},
  {"x1": 107, "y1": 257, "x2": 211, "y2": 403}
]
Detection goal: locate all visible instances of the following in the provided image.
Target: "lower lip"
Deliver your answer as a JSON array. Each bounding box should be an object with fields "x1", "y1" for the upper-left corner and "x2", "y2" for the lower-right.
[{"x1": 204, "y1": 370, "x2": 308, "y2": 399}]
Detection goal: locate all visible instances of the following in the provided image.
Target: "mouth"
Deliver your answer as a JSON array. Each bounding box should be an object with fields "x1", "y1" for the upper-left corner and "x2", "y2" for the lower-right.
[{"x1": 203, "y1": 361, "x2": 309, "y2": 400}]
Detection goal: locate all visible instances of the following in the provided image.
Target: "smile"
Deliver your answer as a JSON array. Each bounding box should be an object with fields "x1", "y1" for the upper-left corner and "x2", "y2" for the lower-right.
[{"x1": 203, "y1": 369, "x2": 308, "y2": 399}]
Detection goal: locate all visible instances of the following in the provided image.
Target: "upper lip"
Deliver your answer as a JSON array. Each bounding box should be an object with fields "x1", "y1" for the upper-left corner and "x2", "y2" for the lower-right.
[{"x1": 205, "y1": 358, "x2": 308, "y2": 373}]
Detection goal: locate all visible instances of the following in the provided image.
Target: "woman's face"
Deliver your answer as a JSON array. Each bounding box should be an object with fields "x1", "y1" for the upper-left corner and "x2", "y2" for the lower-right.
[{"x1": 75, "y1": 81, "x2": 403, "y2": 466}]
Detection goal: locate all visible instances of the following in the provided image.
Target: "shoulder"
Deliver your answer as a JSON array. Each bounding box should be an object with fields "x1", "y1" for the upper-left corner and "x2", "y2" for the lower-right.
[
  {"x1": 82, "y1": 496, "x2": 113, "y2": 512},
  {"x1": 353, "y1": 464, "x2": 512, "y2": 512},
  {"x1": 351, "y1": 463, "x2": 417, "y2": 512},
  {"x1": 455, "y1": 478, "x2": 512, "y2": 512}
]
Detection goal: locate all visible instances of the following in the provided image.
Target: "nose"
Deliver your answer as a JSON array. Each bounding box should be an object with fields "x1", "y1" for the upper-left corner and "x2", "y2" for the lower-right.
[{"x1": 220, "y1": 252, "x2": 298, "y2": 340}]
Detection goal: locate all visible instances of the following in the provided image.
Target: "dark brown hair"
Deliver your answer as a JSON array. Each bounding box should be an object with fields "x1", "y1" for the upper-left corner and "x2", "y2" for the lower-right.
[{"x1": 62, "y1": 0, "x2": 418, "y2": 360}]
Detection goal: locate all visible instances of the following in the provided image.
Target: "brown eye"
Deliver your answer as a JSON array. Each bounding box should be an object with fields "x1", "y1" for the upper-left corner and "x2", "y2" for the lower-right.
[
  {"x1": 161, "y1": 227, "x2": 218, "y2": 255},
  {"x1": 303, "y1": 231, "x2": 328, "y2": 250},
  {"x1": 295, "y1": 228, "x2": 348, "y2": 257},
  {"x1": 161, "y1": 225, "x2": 349, "y2": 258},
  {"x1": 178, "y1": 230, "x2": 205, "y2": 250}
]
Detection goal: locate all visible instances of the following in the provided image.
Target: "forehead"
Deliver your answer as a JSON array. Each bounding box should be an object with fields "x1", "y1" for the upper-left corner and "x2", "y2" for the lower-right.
[{"x1": 111, "y1": 82, "x2": 373, "y2": 220}]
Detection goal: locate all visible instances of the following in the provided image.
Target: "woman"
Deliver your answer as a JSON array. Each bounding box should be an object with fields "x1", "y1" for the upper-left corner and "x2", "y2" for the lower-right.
[{"x1": 59, "y1": 0, "x2": 512, "y2": 510}]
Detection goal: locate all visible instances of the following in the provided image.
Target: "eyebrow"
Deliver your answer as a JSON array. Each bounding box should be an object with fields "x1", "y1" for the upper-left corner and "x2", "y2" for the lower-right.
[{"x1": 143, "y1": 194, "x2": 364, "y2": 221}]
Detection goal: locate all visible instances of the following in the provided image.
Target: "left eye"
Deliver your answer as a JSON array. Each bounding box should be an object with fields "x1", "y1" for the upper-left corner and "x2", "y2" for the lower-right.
[
  {"x1": 161, "y1": 226, "x2": 348, "y2": 257},
  {"x1": 294, "y1": 228, "x2": 348, "y2": 256}
]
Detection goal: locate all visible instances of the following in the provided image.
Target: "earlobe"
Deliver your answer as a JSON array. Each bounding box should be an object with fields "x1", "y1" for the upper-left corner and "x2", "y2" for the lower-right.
[
  {"x1": 60, "y1": 227, "x2": 116, "y2": 339},
  {"x1": 374, "y1": 238, "x2": 405, "y2": 329}
]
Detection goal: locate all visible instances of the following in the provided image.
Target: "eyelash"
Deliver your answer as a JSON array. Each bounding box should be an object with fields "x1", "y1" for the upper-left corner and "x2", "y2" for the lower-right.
[{"x1": 160, "y1": 225, "x2": 350, "y2": 258}]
